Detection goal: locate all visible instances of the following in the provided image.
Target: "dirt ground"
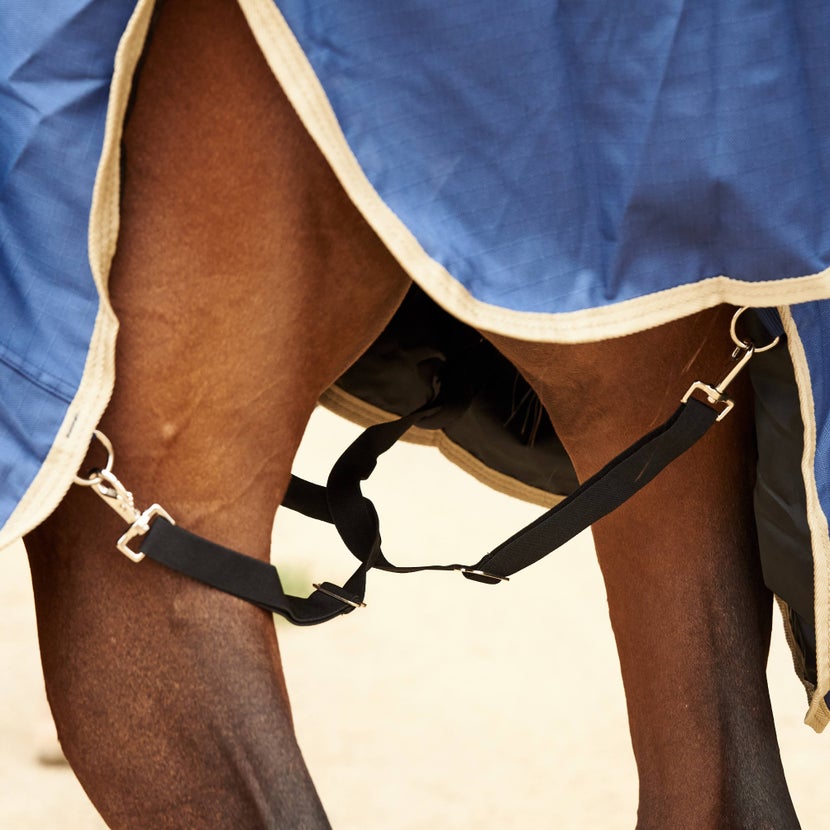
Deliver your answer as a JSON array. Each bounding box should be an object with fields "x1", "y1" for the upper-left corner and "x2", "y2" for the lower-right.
[{"x1": 0, "y1": 408, "x2": 824, "y2": 828}]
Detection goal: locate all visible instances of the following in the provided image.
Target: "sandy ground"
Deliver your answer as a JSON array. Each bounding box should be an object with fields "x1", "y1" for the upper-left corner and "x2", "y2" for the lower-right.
[{"x1": 0, "y1": 407, "x2": 825, "y2": 828}]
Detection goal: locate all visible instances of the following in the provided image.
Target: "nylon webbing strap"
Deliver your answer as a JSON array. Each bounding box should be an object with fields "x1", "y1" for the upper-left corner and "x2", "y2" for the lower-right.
[
  {"x1": 137, "y1": 393, "x2": 720, "y2": 625},
  {"x1": 465, "y1": 396, "x2": 718, "y2": 582},
  {"x1": 140, "y1": 517, "x2": 360, "y2": 625},
  {"x1": 140, "y1": 396, "x2": 460, "y2": 625}
]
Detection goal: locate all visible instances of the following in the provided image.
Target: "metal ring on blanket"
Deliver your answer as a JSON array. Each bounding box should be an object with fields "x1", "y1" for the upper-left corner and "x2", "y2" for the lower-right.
[
  {"x1": 73, "y1": 429, "x2": 115, "y2": 487},
  {"x1": 730, "y1": 307, "x2": 781, "y2": 354}
]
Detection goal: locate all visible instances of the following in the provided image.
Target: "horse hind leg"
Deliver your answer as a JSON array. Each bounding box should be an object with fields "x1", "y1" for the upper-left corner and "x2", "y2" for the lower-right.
[
  {"x1": 24, "y1": 0, "x2": 410, "y2": 826},
  {"x1": 485, "y1": 308, "x2": 800, "y2": 829}
]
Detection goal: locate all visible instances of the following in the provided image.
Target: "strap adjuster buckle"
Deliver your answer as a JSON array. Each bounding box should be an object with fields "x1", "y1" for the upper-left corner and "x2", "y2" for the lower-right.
[
  {"x1": 455, "y1": 567, "x2": 509, "y2": 584},
  {"x1": 312, "y1": 583, "x2": 367, "y2": 609}
]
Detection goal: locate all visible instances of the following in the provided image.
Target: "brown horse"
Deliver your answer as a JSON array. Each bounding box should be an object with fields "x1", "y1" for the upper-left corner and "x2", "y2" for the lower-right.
[{"x1": 23, "y1": 0, "x2": 800, "y2": 827}]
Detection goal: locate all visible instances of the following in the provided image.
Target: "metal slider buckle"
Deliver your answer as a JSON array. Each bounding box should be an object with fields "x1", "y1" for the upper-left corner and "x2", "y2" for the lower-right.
[
  {"x1": 312, "y1": 583, "x2": 367, "y2": 608},
  {"x1": 455, "y1": 567, "x2": 510, "y2": 582},
  {"x1": 681, "y1": 307, "x2": 780, "y2": 421},
  {"x1": 74, "y1": 430, "x2": 175, "y2": 562}
]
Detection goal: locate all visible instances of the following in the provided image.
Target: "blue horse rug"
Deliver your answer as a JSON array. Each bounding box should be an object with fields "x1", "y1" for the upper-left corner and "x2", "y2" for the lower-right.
[{"x1": 2, "y1": 0, "x2": 830, "y2": 729}]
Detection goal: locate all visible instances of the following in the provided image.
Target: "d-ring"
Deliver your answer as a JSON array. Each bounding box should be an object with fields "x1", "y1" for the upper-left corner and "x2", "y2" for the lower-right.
[
  {"x1": 73, "y1": 429, "x2": 115, "y2": 487},
  {"x1": 730, "y1": 307, "x2": 780, "y2": 354}
]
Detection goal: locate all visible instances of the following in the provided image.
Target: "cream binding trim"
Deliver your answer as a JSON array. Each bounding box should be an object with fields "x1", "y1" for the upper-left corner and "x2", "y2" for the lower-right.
[
  {"x1": 0, "y1": 0, "x2": 158, "y2": 552},
  {"x1": 236, "y1": 0, "x2": 830, "y2": 344},
  {"x1": 320, "y1": 387, "x2": 563, "y2": 510},
  {"x1": 780, "y1": 308, "x2": 830, "y2": 732}
]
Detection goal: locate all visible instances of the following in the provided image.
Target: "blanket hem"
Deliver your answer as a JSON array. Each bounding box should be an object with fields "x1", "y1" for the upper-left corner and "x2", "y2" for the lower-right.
[
  {"x1": 0, "y1": 0, "x2": 156, "y2": 551},
  {"x1": 237, "y1": 0, "x2": 830, "y2": 344},
  {"x1": 781, "y1": 307, "x2": 830, "y2": 732}
]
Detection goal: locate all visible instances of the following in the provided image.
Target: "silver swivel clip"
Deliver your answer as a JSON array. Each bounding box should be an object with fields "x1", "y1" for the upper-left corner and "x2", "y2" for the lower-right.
[
  {"x1": 74, "y1": 430, "x2": 174, "y2": 562},
  {"x1": 682, "y1": 307, "x2": 781, "y2": 421}
]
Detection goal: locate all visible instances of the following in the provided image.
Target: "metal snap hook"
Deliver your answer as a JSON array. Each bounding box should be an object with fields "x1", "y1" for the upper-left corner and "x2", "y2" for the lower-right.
[
  {"x1": 72, "y1": 429, "x2": 175, "y2": 563},
  {"x1": 455, "y1": 566, "x2": 509, "y2": 583},
  {"x1": 682, "y1": 307, "x2": 782, "y2": 421}
]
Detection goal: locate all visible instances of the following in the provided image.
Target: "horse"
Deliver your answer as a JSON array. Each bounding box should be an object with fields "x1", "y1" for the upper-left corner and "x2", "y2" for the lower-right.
[{"x1": 15, "y1": 0, "x2": 817, "y2": 826}]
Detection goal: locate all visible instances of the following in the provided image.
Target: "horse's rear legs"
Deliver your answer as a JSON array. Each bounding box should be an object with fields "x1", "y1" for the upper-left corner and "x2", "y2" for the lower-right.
[
  {"x1": 487, "y1": 308, "x2": 799, "y2": 829},
  {"x1": 24, "y1": 0, "x2": 410, "y2": 826}
]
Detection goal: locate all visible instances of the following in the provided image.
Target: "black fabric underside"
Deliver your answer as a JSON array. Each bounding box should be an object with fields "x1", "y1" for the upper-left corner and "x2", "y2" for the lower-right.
[
  {"x1": 748, "y1": 322, "x2": 816, "y2": 683},
  {"x1": 331, "y1": 285, "x2": 578, "y2": 500}
]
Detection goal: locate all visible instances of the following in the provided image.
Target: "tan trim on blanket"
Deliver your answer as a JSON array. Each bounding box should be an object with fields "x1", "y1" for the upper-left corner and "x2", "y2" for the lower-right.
[
  {"x1": 781, "y1": 308, "x2": 830, "y2": 732},
  {"x1": 0, "y1": 0, "x2": 157, "y2": 552},
  {"x1": 775, "y1": 597, "x2": 816, "y2": 699},
  {"x1": 236, "y1": 0, "x2": 830, "y2": 344},
  {"x1": 320, "y1": 387, "x2": 563, "y2": 510}
]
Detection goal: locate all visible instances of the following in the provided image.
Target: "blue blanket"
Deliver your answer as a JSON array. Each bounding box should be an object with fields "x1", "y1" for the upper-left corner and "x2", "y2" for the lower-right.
[{"x1": 2, "y1": 0, "x2": 829, "y2": 727}]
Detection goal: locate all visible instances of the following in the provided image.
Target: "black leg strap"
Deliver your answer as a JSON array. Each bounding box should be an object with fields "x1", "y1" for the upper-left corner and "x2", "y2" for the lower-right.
[
  {"x1": 140, "y1": 392, "x2": 467, "y2": 625},
  {"x1": 137, "y1": 394, "x2": 720, "y2": 625},
  {"x1": 462, "y1": 396, "x2": 718, "y2": 583},
  {"x1": 140, "y1": 517, "x2": 364, "y2": 625}
]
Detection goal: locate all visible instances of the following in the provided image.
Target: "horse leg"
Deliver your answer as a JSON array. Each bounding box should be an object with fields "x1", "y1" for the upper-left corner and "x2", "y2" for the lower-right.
[
  {"x1": 486, "y1": 308, "x2": 799, "y2": 829},
  {"x1": 24, "y1": 0, "x2": 410, "y2": 826}
]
